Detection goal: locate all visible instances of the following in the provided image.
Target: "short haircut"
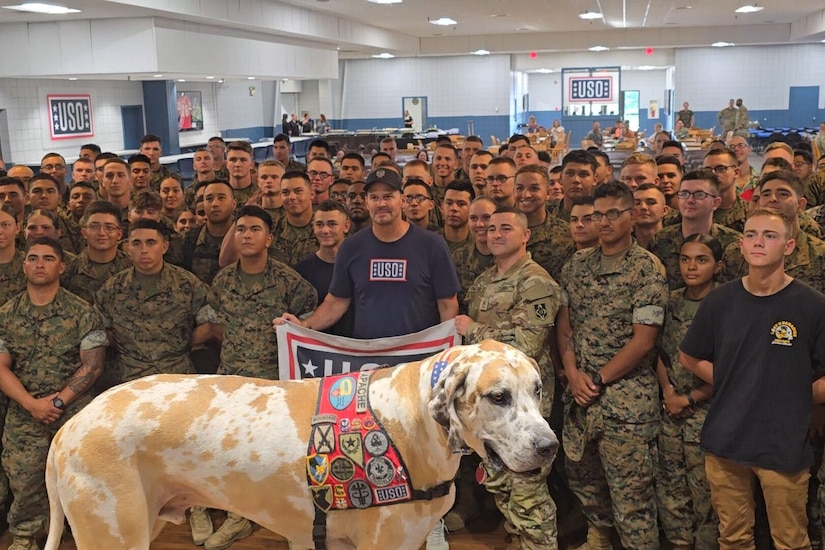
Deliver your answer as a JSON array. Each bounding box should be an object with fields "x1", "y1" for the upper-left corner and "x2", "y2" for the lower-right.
[
  {"x1": 682, "y1": 169, "x2": 721, "y2": 194},
  {"x1": 662, "y1": 140, "x2": 685, "y2": 152},
  {"x1": 403, "y1": 158, "x2": 429, "y2": 171},
  {"x1": 590, "y1": 150, "x2": 611, "y2": 167},
  {"x1": 130, "y1": 190, "x2": 163, "y2": 211},
  {"x1": 537, "y1": 150, "x2": 552, "y2": 164},
  {"x1": 307, "y1": 156, "x2": 334, "y2": 172},
  {"x1": 26, "y1": 236, "x2": 64, "y2": 261},
  {"x1": 747, "y1": 208, "x2": 793, "y2": 239},
  {"x1": 29, "y1": 173, "x2": 59, "y2": 189},
  {"x1": 282, "y1": 170, "x2": 312, "y2": 188},
  {"x1": 402, "y1": 179, "x2": 432, "y2": 198},
  {"x1": 508, "y1": 134, "x2": 529, "y2": 147},
  {"x1": 41, "y1": 152, "x2": 66, "y2": 164},
  {"x1": 371, "y1": 151, "x2": 391, "y2": 163},
  {"x1": 0, "y1": 204, "x2": 17, "y2": 222},
  {"x1": 234, "y1": 204, "x2": 273, "y2": 232},
  {"x1": 27, "y1": 208, "x2": 60, "y2": 229},
  {"x1": 471, "y1": 149, "x2": 494, "y2": 160},
  {"x1": 515, "y1": 164, "x2": 550, "y2": 186},
  {"x1": 129, "y1": 218, "x2": 170, "y2": 241},
  {"x1": 465, "y1": 136, "x2": 484, "y2": 146},
  {"x1": 208, "y1": 136, "x2": 226, "y2": 145},
  {"x1": 681, "y1": 233, "x2": 724, "y2": 263},
  {"x1": 516, "y1": 144, "x2": 539, "y2": 155},
  {"x1": 226, "y1": 141, "x2": 253, "y2": 156},
  {"x1": 491, "y1": 205, "x2": 528, "y2": 228},
  {"x1": 80, "y1": 143, "x2": 101, "y2": 154},
  {"x1": 434, "y1": 143, "x2": 458, "y2": 155},
  {"x1": 341, "y1": 153, "x2": 366, "y2": 168},
  {"x1": 704, "y1": 148, "x2": 737, "y2": 165},
  {"x1": 259, "y1": 159, "x2": 286, "y2": 170},
  {"x1": 762, "y1": 158, "x2": 793, "y2": 171},
  {"x1": 621, "y1": 152, "x2": 657, "y2": 170},
  {"x1": 549, "y1": 165, "x2": 563, "y2": 175},
  {"x1": 562, "y1": 150, "x2": 598, "y2": 172},
  {"x1": 140, "y1": 134, "x2": 162, "y2": 145},
  {"x1": 757, "y1": 169, "x2": 804, "y2": 197},
  {"x1": 73, "y1": 157, "x2": 94, "y2": 167},
  {"x1": 0, "y1": 176, "x2": 26, "y2": 194},
  {"x1": 634, "y1": 183, "x2": 666, "y2": 200},
  {"x1": 765, "y1": 142, "x2": 794, "y2": 156},
  {"x1": 96, "y1": 152, "x2": 118, "y2": 163},
  {"x1": 81, "y1": 200, "x2": 123, "y2": 226},
  {"x1": 435, "y1": 135, "x2": 453, "y2": 145},
  {"x1": 592, "y1": 180, "x2": 634, "y2": 207},
  {"x1": 202, "y1": 179, "x2": 235, "y2": 195},
  {"x1": 444, "y1": 180, "x2": 476, "y2": 200},
  {"x1": 273, "y1": 133, "x2": 290, "y2": 145},
  {"x1": 70, "y1": 180, "x2": 97, "y2": 193},
  {"x1": 656, "y1": 155, "x2": 684, "y2": 171},
  {"x1": 309, "y1": 139, "x2": 330, "y2": 152},
  {"x1": 104, "y1": 158, "x2": 129, "y2": 171},
  {"x1": 380, "y1": 137, "x2": 397, "y2": 146},
  {"x1": 471, "y1": 195, "x2": 497, "y2": 208},
  {"x1": 489, "y1": 156, "x2": 516, "y2": 169},
  {"x1": 793, "y1": 149, "x2": 813, "y2": 164},
  {"x1": 128, "y1": 153, "x2": 151, "y2": 166},
  {"x1": 315, "y1": 199, "x2": 351, "y2": 221},
  {"x1": 571, "y1": 195, "x2": 595, "y2": 208}
]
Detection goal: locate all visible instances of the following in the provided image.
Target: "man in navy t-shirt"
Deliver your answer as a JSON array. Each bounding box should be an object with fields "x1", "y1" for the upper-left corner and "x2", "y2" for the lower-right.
[{"x1": 277, "y1": 167, "x2": 460, "y2": 338}]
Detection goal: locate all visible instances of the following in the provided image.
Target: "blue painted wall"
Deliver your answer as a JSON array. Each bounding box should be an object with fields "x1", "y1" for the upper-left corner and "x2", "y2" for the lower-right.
[
  {"x1": 142, "y1": 81, "x2": 180, "y2": 155},
  {"x1": 221, "y1": 126, "x2": 275, "y2": 142}
]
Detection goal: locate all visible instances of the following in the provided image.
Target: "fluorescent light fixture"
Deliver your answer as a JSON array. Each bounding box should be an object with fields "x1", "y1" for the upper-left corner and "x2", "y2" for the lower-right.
[
  {"x1": 638, "y1": 65, "x2": 655, "y2": 70},
  {"x1": 712, "y1": 41, "x2": 735, "y2": 47},
  {"x1": 247, "y1": 76, "x2": 255, "y2": 80},
  {"x1": 430, "y1": 17, "x2": 457, "y2": 26},
  {"x1": 372, "y1": 52, "x2": 395, "y2": 59},
  {"x1": 206, "y1": 76, "x2": 215, "y2": 79},
  {"x1": 735, "y1": 4, "x2": 763, "y2": 13},
  {"x1": 2, "y1": 2, "x2": 80, "y2": 14},
  {"x1": 588, "y1": 45, "x2": 609, "y2": 51},
  {"x1": 177, "y1": 79, "x2": 186, "y2": 82},
  {"x1": 579, "y1": 10, "x2": 603, "y2": 20},
  {"x1": 471, "y1": 49, "x2": 490, "y2": 55},
  {"x1": 68, "y1": 77, "x2": 77, "y2": 80},
  {"x1": 534, "y1": 69, "x2": 554, "y2": 73},
  {"x1": 368, "y1": 0, "x2": 402, "y2": 3},
  {"x1": 153, "y1": 74, "x2": 163, "y2": 78}
]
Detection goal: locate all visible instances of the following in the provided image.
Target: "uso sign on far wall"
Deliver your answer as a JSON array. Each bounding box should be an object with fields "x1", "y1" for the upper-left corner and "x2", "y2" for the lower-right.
[
  {"x1": 48, "y1": 94, "x2": 94, "y2": 140},
  {"x1": 568, "y1": 77, "x2": 614, "y2": 102}
]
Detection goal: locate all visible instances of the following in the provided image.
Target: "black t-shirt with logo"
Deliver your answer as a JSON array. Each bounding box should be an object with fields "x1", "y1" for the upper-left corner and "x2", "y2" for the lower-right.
[{"x1": 680, "y1": 279, "x2": 825, "y2": 472}]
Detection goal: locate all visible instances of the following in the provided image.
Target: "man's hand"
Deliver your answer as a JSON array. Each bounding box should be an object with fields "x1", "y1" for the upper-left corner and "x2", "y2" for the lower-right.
[
  {"x1": 245, "y1": 187, "x2": 263, "y2": 206},
  {"x1": 27, "y1": 393, "x2": 63, "y2": 424},
  {"x1": 662, "y1": 385, "x2": 692, "y2": 418},
  {"x1": 453, "y1": 315, "x2": 473, "y2": 337},
  {"x1": 568, "y1": 370, "x2": 601, "y2": 407},
  {"x1": 273, "y1": 313, "x2": 303, "y2": 330}
]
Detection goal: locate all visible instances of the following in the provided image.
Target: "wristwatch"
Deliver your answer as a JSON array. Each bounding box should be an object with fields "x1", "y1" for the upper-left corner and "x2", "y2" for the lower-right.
[
  {"x1": 52, "y1": 396, "x2": 66, "y2": 410},
  {"x1": 591, "y1": 372, "x2": 606, "y2": 392}
]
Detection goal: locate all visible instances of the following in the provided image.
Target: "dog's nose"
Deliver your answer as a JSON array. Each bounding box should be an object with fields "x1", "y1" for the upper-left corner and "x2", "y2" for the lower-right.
[{"x1": 534, "y1": 436, "x2": 559, "y2": 457}]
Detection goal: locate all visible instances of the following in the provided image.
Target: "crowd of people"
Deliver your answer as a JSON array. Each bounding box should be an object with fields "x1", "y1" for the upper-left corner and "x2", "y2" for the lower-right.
[{"x1": 0, "y1": 123, "x2": 824, "y2": 550}]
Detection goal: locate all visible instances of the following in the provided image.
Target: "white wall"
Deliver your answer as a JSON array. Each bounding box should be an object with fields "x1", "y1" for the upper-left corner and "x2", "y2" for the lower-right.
[
  {"x1": 528, "y1": 73, "x2": 563, "y2": 113},
  {"x1": 0, "y1": 78, "x2": 143, "y2": 165},
  {"x1": 215, "y1": 80, "x2": 266, "y2": 131},
  {"x1": 622, "y1": 69, "x2": 669, "y2": 114},
  {"x1": 675, "y1": 44, "x2": 825, "y2": 110}
]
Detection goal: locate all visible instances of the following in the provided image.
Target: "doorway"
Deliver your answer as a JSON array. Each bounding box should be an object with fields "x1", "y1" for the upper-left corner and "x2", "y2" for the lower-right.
[
  {"x1": 121, "y1": 105, "x2": 145, "y2": 150},
  {"x1": 402, "y1": 97, "x2": 427, "y2": 132},
  {"x1": 789, "y1": 86, "x2": 819, "y2": 128}
]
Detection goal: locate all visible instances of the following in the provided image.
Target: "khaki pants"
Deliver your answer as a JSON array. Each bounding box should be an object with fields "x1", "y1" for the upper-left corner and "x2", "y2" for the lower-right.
[{"x1": 705, "y1": 452, "x2": 811, "y2": 550}]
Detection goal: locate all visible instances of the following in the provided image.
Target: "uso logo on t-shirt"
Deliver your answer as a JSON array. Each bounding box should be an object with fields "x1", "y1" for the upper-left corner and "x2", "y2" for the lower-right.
[{"x1": 369, "y1": 259, "x2": 407, "y2": 282}]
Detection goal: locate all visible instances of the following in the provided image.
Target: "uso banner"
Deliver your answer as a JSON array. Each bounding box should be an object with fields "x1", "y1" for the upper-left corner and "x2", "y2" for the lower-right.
[
  {"x1": 47, "y1": 94, "x2": 94, "y2": 140},
  {"x1": 276, "y1": 321, "x2": 460, "y2": 380}
]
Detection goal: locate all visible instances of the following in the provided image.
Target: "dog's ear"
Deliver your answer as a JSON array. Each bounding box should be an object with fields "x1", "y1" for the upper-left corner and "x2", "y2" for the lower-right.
[{"x1": 428, "y1": 358, "x2": 470, "y2": 452}]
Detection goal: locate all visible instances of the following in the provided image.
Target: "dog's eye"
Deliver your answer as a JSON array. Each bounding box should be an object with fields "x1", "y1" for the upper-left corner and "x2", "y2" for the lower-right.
[
  {"x1": 487, "y1": 391, "x2": 512, "y2": 407},
  {"x1": 534, "y1": 384, "x2": 542, "y2": 397}
]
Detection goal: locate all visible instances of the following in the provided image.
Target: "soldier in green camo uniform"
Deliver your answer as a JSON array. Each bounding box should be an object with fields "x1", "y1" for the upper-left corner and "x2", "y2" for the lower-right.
[
  {"x1": 719, "y1": 171, "x2": 825, "y2": 295},
  {"x1": 266, "y1": 171, "x2": 319, "y2": 266},
  {"x1": 804, "y1": 168, "x2": 825, "y2": 208},
  {"x1": 0, "y1": 237, "x2": 107, "y2": 550},
  {"x1": 95, "y1": 219, "x2": 217, "y2": 384},
  {"x1": 454, "y1": 207, "x2": 561, "y2": 550},
  {"x1": 557, "y1": 181, "x2": 667, "y2": 550},
  {"x1": 450, "y1": 196, "x2": 496, "y2": 313},
  {"x1": 717, "y1": 99, "x2": 737, "y2": 136},
  {"x1": 655, "y1": 235, "x2": 722, "y2": 550},
  {"x1": 649, "y1": 223, "x2": 741, "y2": 290},
  {"x1": 182, "y1": 181, "x2": 237, "y2": 284}
]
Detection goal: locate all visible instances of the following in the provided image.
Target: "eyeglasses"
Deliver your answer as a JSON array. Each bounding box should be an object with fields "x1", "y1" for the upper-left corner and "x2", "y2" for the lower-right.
[
  {"x1": 308, "y1": 171, "x2": 332, "y2": 180},
  {"x1": 347, "y1": 192, "x2": 367, "y2": 201},
  {"x1": 404, "y1": 195, "x2": 431, "y2": 204},
  {"x1": 591, "y1": 207, "x2": 632, "y2": 221},
  {"x1": 706, "y1": 165, "x2": 736, "y2": 175},
  {"x1": 485, "y1": 175, "x2": 515, "y2": 185},
  {"x1": 86, "y1": 222, "x2": 121, "y2": 233},
  {"x1": 729, "y1": 143, "x2": 750, "y2": 150},
  {"x1": 793, "y1": 161, "x2": 811, "y2": 168},
  {"x1": 676, "y1": 190, "x2": 717, "y2": 201},
  {"x1": 329, "y1": 191, "x2": 348, "y2": 200}
]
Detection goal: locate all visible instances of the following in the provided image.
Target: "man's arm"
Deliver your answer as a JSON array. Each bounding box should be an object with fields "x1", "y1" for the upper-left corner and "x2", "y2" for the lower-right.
[
  {"x1": 556, "y1": 306, "x2": 600, "y2": 406},
  {"x1": 598, "y1": 323, "x2": 660, "y2": 384},
  {"x1": 679, "y1": 350, "x2": 714, "y2": 384},
  {"x1": 0, "y1": 353, "x2": 63, "y2": 424},
  {"x1": 813, "y1": 378, "x2": 825, "y2": 404},
  {"x1": 218, "y1": 222, "x2": 239, "y2": 268},
  {"x1": 57, "y1": 345, "x2": 106, "y2": 406},
  {"x1": 275, "y1": 293, "x2": 351, "y2": 331},
  {"x1": 437, "y1": 295, "x2": 458, "y2": 323}
]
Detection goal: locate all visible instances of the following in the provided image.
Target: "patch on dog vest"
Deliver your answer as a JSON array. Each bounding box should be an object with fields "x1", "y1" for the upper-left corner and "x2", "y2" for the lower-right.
[{"x1": 307, "y1": 370, "x2": 413, "y2": 510}]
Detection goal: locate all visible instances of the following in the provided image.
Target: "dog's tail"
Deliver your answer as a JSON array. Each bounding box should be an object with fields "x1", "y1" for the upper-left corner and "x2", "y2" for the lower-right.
[{"x1": 43, "y1": 443, "x2": 65, "y2": 550}]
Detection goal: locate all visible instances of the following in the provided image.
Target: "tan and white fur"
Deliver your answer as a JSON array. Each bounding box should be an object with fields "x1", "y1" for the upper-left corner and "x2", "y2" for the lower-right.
[{"x1": 43, "y1": 340, "x2": 558, "y2": 550}]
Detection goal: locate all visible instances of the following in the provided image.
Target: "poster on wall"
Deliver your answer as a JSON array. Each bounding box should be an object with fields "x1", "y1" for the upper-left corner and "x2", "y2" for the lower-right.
[
  {"x1": 177, "y1": 91, "x2": 203, "y2": 132},
  {"x1": 48, "y1": 94, "x2": 94, "y2": 140},
  {"x1": 648, "y1": 100, "x2": 659, "y2": 120}
]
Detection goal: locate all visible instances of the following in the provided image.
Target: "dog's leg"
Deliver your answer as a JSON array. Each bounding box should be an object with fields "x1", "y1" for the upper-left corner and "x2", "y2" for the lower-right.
[{"x1": 42, "y1": 447, "x2": 65, "y2": 550}]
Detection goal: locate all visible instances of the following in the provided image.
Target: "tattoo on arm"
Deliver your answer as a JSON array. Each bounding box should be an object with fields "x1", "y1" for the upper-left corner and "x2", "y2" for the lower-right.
[{"x1": 68, "y1": 347, "x2": 105, "y2": 397}]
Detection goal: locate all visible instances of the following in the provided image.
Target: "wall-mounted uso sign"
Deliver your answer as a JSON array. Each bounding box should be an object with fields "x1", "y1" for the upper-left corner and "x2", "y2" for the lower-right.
[
  {"x1": 568, "y1": 77, "x2": 614, "y2": 102},
  {"x1": 48, "y1": 94, "x2": 94, "y2": 140}
]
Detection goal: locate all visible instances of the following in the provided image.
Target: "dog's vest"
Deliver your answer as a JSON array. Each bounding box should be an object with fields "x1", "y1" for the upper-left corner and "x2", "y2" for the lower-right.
[{"x1": 306, "y1": 368, "x2": 454, "y2": 550}]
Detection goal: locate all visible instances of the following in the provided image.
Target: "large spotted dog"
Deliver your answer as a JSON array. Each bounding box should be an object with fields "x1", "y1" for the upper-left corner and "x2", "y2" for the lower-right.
[{"x1": 44, "y1": 340, "x2": 557, "y2": 550}]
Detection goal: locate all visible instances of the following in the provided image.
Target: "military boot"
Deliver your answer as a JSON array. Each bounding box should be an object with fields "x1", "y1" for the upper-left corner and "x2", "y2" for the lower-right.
[
  {"x1": 204, "y1": 512, "x2": 253, "y2": 550},
  {"x1": 8, "y1": 536, "x2": 38, "y2": 550},
  {"x1": 584, "y1": 524, "x2": 612, "y2": 550},
  {"x1": 189, "y1": 506, "x2": 213, "y2": 545}
]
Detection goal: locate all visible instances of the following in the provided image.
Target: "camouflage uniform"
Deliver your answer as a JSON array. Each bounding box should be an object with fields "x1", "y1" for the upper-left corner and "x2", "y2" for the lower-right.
[
  {"x1": 560, "y1": 244, "x2": 667, "y2": 550},
  {"x1": 527, "y1": 212, "x2": 576, "y2": 283},
  {"x1": 264, "y1": 206, "x2": 286, "y2": 228},
  {"x1": 149, "y1": 165, "x2": 175, "y2": 192},
  {"x1": 61, "y1": 248, "x2": 133, "y2": 304},
  {"x1": 267, "y1": 216, "x2": 319, "y2": 267},
  {"x1": 210, "y1": 258, "x2": 317, "y2": 379},
  {"x1": 57, "y1": 213, "x2": 83, "y2": 255},
  {"x1": 717, "y1": 106, "x2": 737, "y2": 134},
  {"x1": 232, "y1": 183, "x2": 258, "y2": 207},
  {"x1": 800, "y1": 211, "x2": 824, "y2": 239},
  {"x1": 808, "y1": 204, "x2": 825, "y2": 234},
  {"x1": 712, "y1": 197, "x2": 748, "y2": 234},
  {"x1": 548, "y1": 200, "x2": 571, "y2": 223},
  {"x1": 0, "y1": 251, "x2": 26, "y2": 306},
  {"x1": 285, "y1": 159, "x2": 306, "y2": 173},
  {"x1": 95, "y1": 263, "x2": 216, "y2": 383},
  {"x1": 0, "y1": 287, "x2": 106, "y2": 539},
  {"x1": 648, "y1": 223, "x2": 741, "y2": 289},
  {"x1": 656, "y1": 288, "x2": 719, "y2": 550},
  {"x1": 182, "y1": 225, "x2": 227, "y2": 284},
  {"x1": 804, "y1": 170, "x2": 825, "y2": 208},
  {"x1": 450, "y1": 241, "x2": 494, "y2": 313},
  {"x1": 719, "y1": 230, "x2": 825, "y2": 294},
  {"x1": 464, "y1": 253, "x2": 561, "y2": 550}
]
